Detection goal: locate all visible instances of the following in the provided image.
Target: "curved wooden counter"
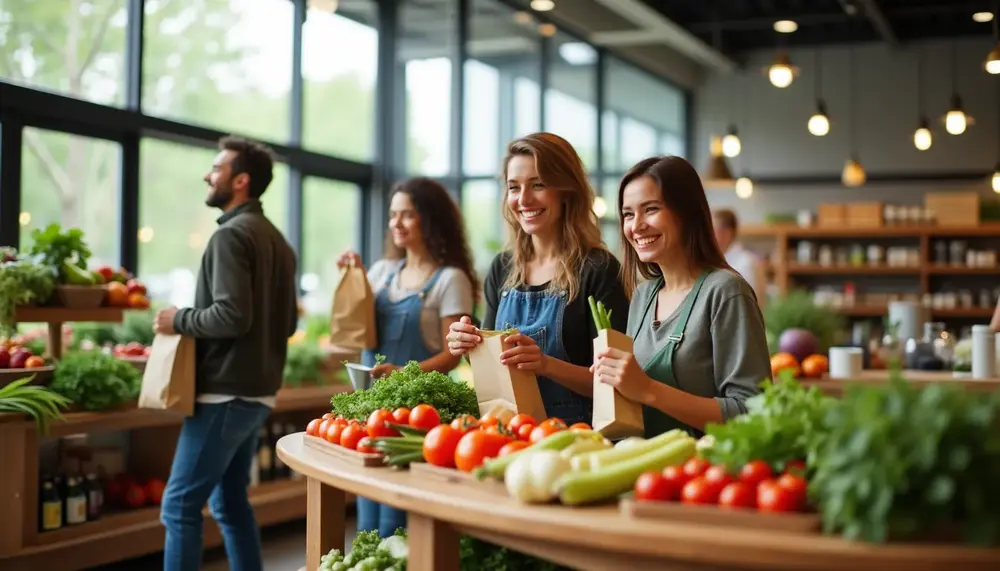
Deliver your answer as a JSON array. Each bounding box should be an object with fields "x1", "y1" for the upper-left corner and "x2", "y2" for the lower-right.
[{"x1": 277, "y1": 433, "x2": 1000, "y2": 571}]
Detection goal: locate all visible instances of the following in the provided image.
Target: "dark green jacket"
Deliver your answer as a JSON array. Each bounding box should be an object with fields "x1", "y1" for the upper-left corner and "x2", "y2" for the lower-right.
[{"x1": 173, "y1": 200, "x2": 298, "y2": 397}]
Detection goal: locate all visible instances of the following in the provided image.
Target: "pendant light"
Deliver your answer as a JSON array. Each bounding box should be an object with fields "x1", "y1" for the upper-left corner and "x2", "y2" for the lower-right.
[
  {"x1": 943, "y1": 40, "x2": 974, "y2": 135},
  {"x1": 735, "y1": 176, "x2": 754, "y2": 199},
  {"x1": 530, "y1": 0, "x2": 555, "y2": 11},
  {"x1": 913, "y1": 47, "x2": 932, "y2": 151},
  {"x1": 768, "y1": 52, "x2": 796, "y2": 88},
  {"x1": 722, "y1": 76, "x2": 742, "y2": 157},
  {"x1": 842, "y1": 45, "x2": 866, "y2": 187},
  {"x1": 986, "y1": 2, "x2": 1000, "y2": 74},
  {"x1": 703, "y1": 136, "x2": 735, "y2": 183},
  {"x1": 993, "y1": 81, "x2": 1000, "y2": 193},
  {"x1": 807, "y1": 48, "x2": 830, "y2": 136},
  {"x1": 734, "y1": 73, "x2": 753, "y2": 199}
]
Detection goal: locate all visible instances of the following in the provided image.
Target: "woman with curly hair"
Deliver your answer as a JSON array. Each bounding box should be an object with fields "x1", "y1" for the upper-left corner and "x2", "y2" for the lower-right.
[{"x1": 337, "y1": 176, "x2": 477, "y2": 537}]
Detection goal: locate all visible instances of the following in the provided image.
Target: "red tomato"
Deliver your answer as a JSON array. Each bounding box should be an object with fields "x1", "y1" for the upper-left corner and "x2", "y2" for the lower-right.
[
  {"x1": 324, "y1": 421, "x2": 345, "y2": 444},
  {"x1": 757, "y1": 479, "x2": 806, "y2": 512},
  {"x1": 516, "y1": 424, "x2": 535, "y2": 441},
  {"x1": 529, "y1": 423, "x2": 562, "y2": 444},
  {"x1": 738, "y1": 460, "x2": 773, "y2": 486},
  {"x1": 507, "y1": 413, "x2": 537, "y2": 434},
  {"x1": 450, "y1": 414, "x2": 479, "y2": 433},
  {"x1": 498, "y1": 440, "x2": 530, "y2": 456},
  {"x1": 634, "y1": 471, "x2": 677, "y2": 502},
  {"x1": 682, "y1": 457, "x2": 710, "y2": 479},
  {"x1": 484, "y1": 424, "x2": 515, "y2": 442},
  {"x1": 356, "y1": 437, "x2": 378, "y2": 455},
  {"x1": 703, "y1": 465, "x2": 733, "y2": 491},
  {"x1": 366, "y1": 409, "x2": 398, "y2": 438},
  {"x1": 777, "y1": 473, "x2": 808, "y2": 510},
  {"x1": 569, "y1": 422, "x2": 592, "y2": 431},
  {"x1": 317, "y1": 419, "x2": 333, "y2": 439},
  {"x1": 539, "y1": 418, "x2": 566, "y2": 430},
  {"x1": 409, "y1": 404, "x2": 441, "y2": 430},
  {"x1": 478, "y1": 416, "x2": 500, "y2": 429},
  {"x1": 680, "y1": 477, "x2": 719, "y2": 504},
  {"x1": 339, "y1": 423, "x2": 366, "y2": 450},
  {"x1": 392, "y1": 407, "x2": 411, "y2": 425},
  {"x1": 423, "y1": 424, "x2": 464, "y2": 468},
  {"x1": 454, "y1": 430, "x2": 507, "y2": 472},
  {"x1": 322, "y1": 413, "x2": 335, "y2": 420},
  {"x1": 661, "y1": 465, "x2": 690, "y2": 489},
  {"x1": 783, "y1": 459, "x2": 807, "y2": 476},
  {"x1": 718, "y1": 482, "x2": 756, "y2": 509},
  {"x1": 306, "y1": 418, "x2": 322, "y2": 437}
]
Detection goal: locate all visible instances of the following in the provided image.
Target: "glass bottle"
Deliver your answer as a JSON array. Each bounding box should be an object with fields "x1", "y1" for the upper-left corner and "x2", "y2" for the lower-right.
[{"x1": 40, "y1": 480, "x2": 63, "y2": 532}]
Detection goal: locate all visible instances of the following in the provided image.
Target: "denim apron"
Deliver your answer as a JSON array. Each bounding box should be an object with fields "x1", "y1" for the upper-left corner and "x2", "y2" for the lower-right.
[
  {"x1": 357, "y1": 260, "x2": 443, "y2": 538},
  {"x1": 495, "y1": 287, "x2": 592, "y2": 426},
  {"x1": 633, "y1": 270, "x2": 710, "y2": 439}
]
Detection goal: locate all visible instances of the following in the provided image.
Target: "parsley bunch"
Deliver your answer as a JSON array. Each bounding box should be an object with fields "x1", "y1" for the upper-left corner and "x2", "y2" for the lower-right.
[{"x1": 330, "y1": 361, "x2": 478, "y2": 422}]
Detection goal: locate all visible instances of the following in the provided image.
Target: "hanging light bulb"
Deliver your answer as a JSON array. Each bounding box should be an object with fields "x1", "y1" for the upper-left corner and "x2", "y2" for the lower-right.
[
  {"x1": 913, "y1": 118, "x2": 932, "y2": 151},
  {"x1": 530, "y1": 0, "x2": 555, "y2": 11},
  {"x1": 721, "y1": 126, "x2": 741, "y2": 158},
  {"x1": 993, "y1": 163, "x2": 1000, "y2": 193},
  {"x1": 841, "y1": 157, "x2": 867, "y2": 187},
  {"x1": 807, "y1": 100, "x2": 830, "y2": 136},
  {"x1": 768, "y1": 53, "x2": 795, "y2": 88},
  {"x1": 734, "y1": 177, "x2": 754, "y2": 199},
  {"x1": 944, "y1": 94, "x2": 968, "y2": 135},
  {"x1": 593, "y1": 196, "x2": 608, "y2": 218},
  {"x1": 986, "y1": 43, "x2": 1000, "y2": 74}
]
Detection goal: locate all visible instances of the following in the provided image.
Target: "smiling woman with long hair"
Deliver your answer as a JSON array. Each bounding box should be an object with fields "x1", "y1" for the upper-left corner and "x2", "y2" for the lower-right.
[
  {"x1": 591, "y1": 155, "x2": 768, "y2": 438},
  {"x1": 337, "y1": 176, "x2": 476, "y2": 537},
  {"x1": 446, "y1": 132, "x2": 629, "y2": 427}
]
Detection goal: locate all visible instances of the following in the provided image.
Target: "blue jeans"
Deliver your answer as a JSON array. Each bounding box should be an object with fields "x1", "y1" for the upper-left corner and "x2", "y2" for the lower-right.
[
  {"x1": 356, "y1": 497, "x2": 407, "y2": 538},
  {"x1": 160, "y1": 400, "x2": 272, "y2": 571}
]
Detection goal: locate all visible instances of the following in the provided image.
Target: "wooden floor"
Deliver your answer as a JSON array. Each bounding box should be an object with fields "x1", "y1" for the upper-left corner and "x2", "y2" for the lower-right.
[{"x1": 87, "y1": 517, "x2": 359, "y2": 571}]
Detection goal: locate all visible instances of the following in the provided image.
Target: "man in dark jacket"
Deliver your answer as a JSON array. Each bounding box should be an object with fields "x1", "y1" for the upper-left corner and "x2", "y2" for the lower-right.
[{"x1": 154, "y1": 135, "x2": 298, "y2": 571}]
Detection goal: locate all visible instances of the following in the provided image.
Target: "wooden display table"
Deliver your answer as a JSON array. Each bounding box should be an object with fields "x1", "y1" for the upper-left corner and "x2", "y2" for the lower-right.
[
  {"x1": 802, "y1": 369, "x2": 1000, "y2": 395},
  {"x1": 276, "y1": 432, "x2": 1000, "y2": 571}
]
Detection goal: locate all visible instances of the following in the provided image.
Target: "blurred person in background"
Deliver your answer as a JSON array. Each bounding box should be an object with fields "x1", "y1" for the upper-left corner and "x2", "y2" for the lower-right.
[{"x1": 713, "y1": 208, "x2": 767, "y2": 308}]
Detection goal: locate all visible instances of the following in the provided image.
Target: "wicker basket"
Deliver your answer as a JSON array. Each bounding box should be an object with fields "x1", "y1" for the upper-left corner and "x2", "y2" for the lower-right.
[{"x1": 55, "y1": 285, "x2": 107, "y2": 309}]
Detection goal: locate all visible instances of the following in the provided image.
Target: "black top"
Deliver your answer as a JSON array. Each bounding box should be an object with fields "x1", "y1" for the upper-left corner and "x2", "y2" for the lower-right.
[
  {"x1": 173, "y1": 200, "x2": 299, "y2": 398},
  {"x1": 482, "y1": 248, "x2": 630, "y2": 369}
]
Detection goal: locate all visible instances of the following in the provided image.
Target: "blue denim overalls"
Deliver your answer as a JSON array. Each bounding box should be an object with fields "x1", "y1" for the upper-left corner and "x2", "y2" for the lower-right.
[
  {"x1": 495, "y1": 287, "x2": 593, "y2": 426},
  {"x1": 357, "y1": 260, "x2": 443, "y2": 537}
]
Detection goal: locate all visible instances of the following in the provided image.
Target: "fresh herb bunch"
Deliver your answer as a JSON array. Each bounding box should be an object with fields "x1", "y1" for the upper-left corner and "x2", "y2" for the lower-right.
[
  {"x1": 28, "y1": 223, "x2": 92, "y2": 278},
  {"x1": 810, "y1": 373, "x2": 1000, "y2": 545},
  {"x1": 460, "y1": 536, "x2": 560, "y2": 571},
  {"x1": 702, "y1": 371, "x2": 835, "y2": 472},
  {"x1": 330, "y1": 361, "x2": 478, "y2": 422},
  {"x1": 0, "y1": 258, "x2": 57, "y2": 335},
  {"x1": 50, "y1": 350, "x2": 142, "y2": 411},
  {"x1": 318, "y1": 529, "x2": 407, "y2": 571},
  {"x1": 0, "y1": 377, "x2": 72, "y2": 434},
  {"x1": 762, "y1": 290, "x2": 844, "y2": 353}
]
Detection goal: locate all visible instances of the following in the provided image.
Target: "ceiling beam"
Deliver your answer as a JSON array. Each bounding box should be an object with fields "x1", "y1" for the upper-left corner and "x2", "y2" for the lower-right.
[
  {"x1": 855, "y1": 0, "x2": 899, "y2": 46},
  {"x1": 686, "y1": 3, "x2": 986, "y2": 33}
]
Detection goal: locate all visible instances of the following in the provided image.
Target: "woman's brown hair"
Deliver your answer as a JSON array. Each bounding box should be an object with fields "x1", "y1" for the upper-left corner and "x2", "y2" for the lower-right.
[
  {"x1": 500, "y1": 132, "x2": 604, "y2": 301},
  {"x1": 384, "y1": 177, "x2": 480, "y2": 300},
  {"x1": 618, "y1": 156, "x2": 730, "y2": 294}
]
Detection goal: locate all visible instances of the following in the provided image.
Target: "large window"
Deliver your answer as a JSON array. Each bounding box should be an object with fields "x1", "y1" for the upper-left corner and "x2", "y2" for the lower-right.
[
  {"x1": 544, "y1": 32, "x2": 598, "y2": 170},
  {"x1": 142, "y1": 0, "x2": 294, "y2": 142},
  {"x1": 20, "y1": 129, "x2": 121, "y2": 266},
  {"x1": 137, "y1": 138, "x2": 288, "y2": 306},
  {"x1": 400, "y1": 0, "x2": 456, "y2": 176},
  {"x1": 303, "y1": 2, "x2": 378, "y2": 161},
  {"x1": 604, "y1": 56, "x2": 686, "y2": 172},
  {"x1": 460, "y1": 179, "x2": 504, "y2": 273},
  {"x1": 463, "y1": 0, "x2": 541, "y2": 176},
  {"x1": 0, "y1": 0, "x2": 128, "y2": 106},
  {"x1": 300, "y1": 178, "x2": 361, "y2": 314}
]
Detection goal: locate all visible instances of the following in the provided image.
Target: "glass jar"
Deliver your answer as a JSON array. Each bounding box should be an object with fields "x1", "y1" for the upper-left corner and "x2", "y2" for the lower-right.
[{"x1": 926, "y1": 322, "x2": 956, "y2": 367}]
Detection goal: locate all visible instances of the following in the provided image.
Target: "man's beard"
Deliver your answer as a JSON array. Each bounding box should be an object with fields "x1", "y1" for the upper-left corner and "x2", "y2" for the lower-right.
[{"x1": 205, "y1": 183, "x2": 234, "y2": 208}]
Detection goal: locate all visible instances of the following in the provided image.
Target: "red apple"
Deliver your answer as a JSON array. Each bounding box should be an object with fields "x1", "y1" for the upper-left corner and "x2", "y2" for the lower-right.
[
  {"x1": 9, "y1": 348, "x2": 31, "y2": 369},
  {"x1": 95, "y1": 265, "x2": 114, "y2": 282},
  {"x1": 126, "y1": 279, "x2": 146, "y2": 296},
  {"x1": 0, "y1": 348, "x2": 10, "y2": 369},
  {"x1": 125, "y1": 342, "x2": 145, "y2": 356}
]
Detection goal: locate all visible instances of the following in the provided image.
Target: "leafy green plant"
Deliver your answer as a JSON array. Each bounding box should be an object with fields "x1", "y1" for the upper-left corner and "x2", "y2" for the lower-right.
[
  {"x1": 283, "y1": 340, "x2": 327, "y2": 387},
  {"x1": 50, "y1": 350, "x2": 142, "y2": 411},
  {"x1": 0, "y1": 377, "x2": 72, "y2": 434},
  {"x1": 27, "y1": 223, "x2": 92, "y2": 280},
  {"x1": 0, "y1": 259, "x2": 57, "y2": 335},
  {"x1": 330, "y1": 361, "x2": 478, "y2": 422},
  {"x1": 762, "y1": 290, "x2": 844, "y2": 353},
  {"x1": 301, "y1": 314, "x2": 331, "y2": 341}
]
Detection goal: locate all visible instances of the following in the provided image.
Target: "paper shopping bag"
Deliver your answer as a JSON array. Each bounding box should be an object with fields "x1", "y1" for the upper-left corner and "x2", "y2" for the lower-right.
[
  {"x1": 329, "y1": 262, "x2": 377, "y2": 351},
  {"x1": 592, "y1": 329, "x2": 644, "y2": 439},
  {"x1": 138, "y1": 334, "x2": 195, "y2": 416},
  {"x1": 467, "y1": 329, "x2": 546, "y2": 420}
]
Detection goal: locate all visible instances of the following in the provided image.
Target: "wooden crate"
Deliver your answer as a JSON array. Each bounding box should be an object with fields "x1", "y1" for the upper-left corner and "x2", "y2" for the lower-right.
[
  {"x1": 845, "y1": 202, "x2": 883, "y2": 227},
  {"x1": 816, "y1": 204, "x2": 846, "y2": 227},
  {"x1": 926, "y1": 192, "x2": 979, "y2": 226},
  {"x1": 620, "y1": 498, "x2": 820, "y2": 534}
]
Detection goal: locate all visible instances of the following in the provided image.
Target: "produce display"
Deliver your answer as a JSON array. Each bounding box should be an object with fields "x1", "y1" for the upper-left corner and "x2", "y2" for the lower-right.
[
  {"x1": 111, "y1": 341, "x2": 150, "y2": 359},
  {"x1": 49, "y1": 350, "x2": 142, "y2": 411},
  {"x1": 763, "y1": 291, "x2": 843, "y2": 358},
  {"x1": 770, "y1": 351, "x2": 828, "y2": 379},
  {"x1": 0, "y1": 337, "x2": 49, "y2": 370},
  {"x1": 0, "y1": 377, "x2": 71, "y2": 433},
  {"x1": 328, "y1": 361, "x2": 479, "y2": 422}
]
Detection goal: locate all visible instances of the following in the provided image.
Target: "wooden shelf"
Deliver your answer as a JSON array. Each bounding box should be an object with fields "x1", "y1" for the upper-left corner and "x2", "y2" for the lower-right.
[
  {"x1": 829, "y1": 306, "x2": 993, "y2": 319},
  {"x1": 926, "y1": 265, "x2": 999, "y2": 275},
  {"x1": 13, "y1": 307, "x2": 125, "y2": 323},
  {"x1": 785, "y1": 264, "x2": 921, "y2": 275},
  {"x1": 744, "y1": 223, "x2": 1000, "y2": 239},
  {"x1": 273, "y1": 383, "x2": 351, "y2": 413}
]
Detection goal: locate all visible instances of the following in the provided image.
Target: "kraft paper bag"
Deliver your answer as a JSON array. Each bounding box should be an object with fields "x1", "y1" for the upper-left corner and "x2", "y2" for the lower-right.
[
  {"x1": 592, "y1": 329, "x2": 644, "y2": 439},
  {"x1": 468, "y1": 329, "x2": 546, "y2": 421},
  {"x1": 329, "y1": 261, "x2": 376, "y2": 351},
  {"x1": 138, "y1": 334, "x2": 195, "y2": 416}
]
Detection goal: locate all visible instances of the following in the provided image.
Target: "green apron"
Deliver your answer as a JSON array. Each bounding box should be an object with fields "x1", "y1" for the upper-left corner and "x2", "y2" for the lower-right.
[{"x1": 635, "y1": 270, "x2": 711, "y2": 438}]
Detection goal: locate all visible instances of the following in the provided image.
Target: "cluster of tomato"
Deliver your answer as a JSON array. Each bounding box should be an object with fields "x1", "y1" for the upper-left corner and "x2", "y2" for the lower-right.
[
  {"x1": 423, "y1": 413, "x2": 590, "y2": 473},
  {"x1": 305, "y1": 404, "x2": 443, "y2": 453},
  {"x1": 634, "y1": 458, "x2": 810, "y2": 513}
]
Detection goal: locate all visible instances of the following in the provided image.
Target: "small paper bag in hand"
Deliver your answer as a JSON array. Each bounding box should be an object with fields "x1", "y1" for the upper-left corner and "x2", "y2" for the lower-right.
[
  {"x1": 329, "y1": 262, "x2": 376, "y2": 351},
  {"x1": 468, "y1": 329, "x2": 547, "y2": 421},
  {"x1": 592, "y1": 329, "x2": 644, "y2": 439},
  {"x1": 139, "y1": 334, "x2": 196, "y2": 416}
]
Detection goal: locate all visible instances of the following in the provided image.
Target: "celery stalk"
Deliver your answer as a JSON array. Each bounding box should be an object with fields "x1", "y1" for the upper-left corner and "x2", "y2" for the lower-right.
[{"x1": 570, "y1": 429, "x2": 684, "y2": 471}]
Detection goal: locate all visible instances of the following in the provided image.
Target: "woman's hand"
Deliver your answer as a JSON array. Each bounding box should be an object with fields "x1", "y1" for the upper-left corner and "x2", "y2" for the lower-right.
[
  {"x1": 337, "y1": 250, "x2": 363, "y2": 269},
  {"x1": 446, "y1": 316, "x2": 482, "y2": 356},
  {"x1": 592, "y1": 347, "x2": 654, "y2": 404},
  {"x1": 371, "y1": 363, "x2": 399, "y2": 379},
  {"x1": 501, "y1": 333, "x2": 547, "y2": 374}
]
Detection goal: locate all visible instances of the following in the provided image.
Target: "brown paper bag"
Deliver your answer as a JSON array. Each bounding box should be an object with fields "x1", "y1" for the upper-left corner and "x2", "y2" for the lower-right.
[
  {"x1": 592, "y1": 329, "x2": 644, "y2": 439},
  {"x1": 468, "y1": 329, "x2": 546, "y2": 420},
  {"x1": 329, "y1": 262, "x2": 376, "y2": 351},
  {"x1": 138, "y1": 334, "x2": 195, "y2": 416}
]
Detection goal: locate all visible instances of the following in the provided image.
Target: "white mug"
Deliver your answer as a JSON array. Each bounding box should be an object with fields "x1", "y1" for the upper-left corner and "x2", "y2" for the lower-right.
[{"x1": 829, "y1": 347, "x2": 864, "y2": 379}]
